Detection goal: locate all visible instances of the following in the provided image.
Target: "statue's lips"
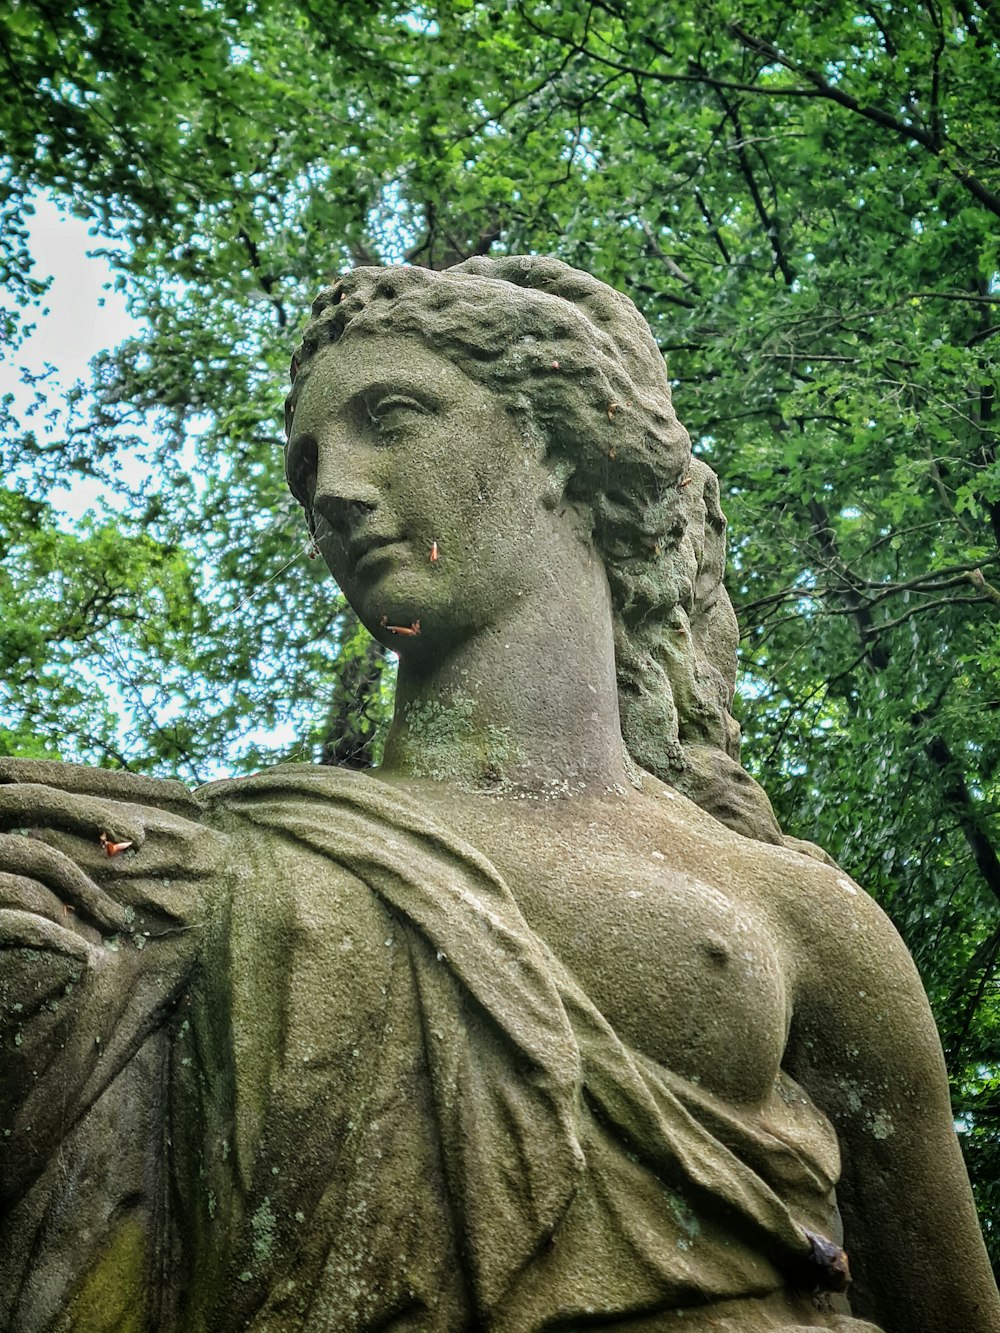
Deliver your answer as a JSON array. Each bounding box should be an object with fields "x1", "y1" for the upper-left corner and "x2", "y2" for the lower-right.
[{"x1": 351, "y1": 535, "x2": 406, "y2": 572}]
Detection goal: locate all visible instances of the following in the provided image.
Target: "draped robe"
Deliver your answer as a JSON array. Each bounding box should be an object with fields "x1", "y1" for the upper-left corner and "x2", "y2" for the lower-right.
[{"x1": 0, "y1": 766, "x2": 881, "y2": 1332}]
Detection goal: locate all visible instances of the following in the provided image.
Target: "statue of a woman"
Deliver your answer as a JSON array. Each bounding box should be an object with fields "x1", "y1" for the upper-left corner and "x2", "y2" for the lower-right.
[{"x1": 1, "y1": 258, "x2": 996, "y2": 1333}]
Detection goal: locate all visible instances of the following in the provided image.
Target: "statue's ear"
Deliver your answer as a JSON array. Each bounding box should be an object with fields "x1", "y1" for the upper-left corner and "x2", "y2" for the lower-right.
[{"x1": 541, "y1": 457, "x2": 575, "y2": 511}]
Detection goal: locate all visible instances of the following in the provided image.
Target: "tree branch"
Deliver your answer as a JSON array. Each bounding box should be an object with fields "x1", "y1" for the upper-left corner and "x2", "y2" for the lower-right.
[
  {"x1": 806, "y1": 499, "x2": 889, "y2": 668},
  {"x1": 713, "y1": 89, "x2": 796, "y2": 285},
  {"x1": 921, "y1": 729, "x2": 1000, "y2": 911},
  {"x1": 693, "y1": 187, "x2": 732, "y2": 263},
  {"x1": 236, "y1": 225, "x2": 287, "y2": 329},
  {"x1": 863, "y1": 593, "x2": 993, "y2": 633},
  {"x1": 637, "y1": 217, "x2": 700, "y2": 290},
  {"x1": 728, "y1": 22, "x2": 1000, "y2": 220},
  {"x1": 512, "y1": 4, "x2": 826, "y2": 98}
]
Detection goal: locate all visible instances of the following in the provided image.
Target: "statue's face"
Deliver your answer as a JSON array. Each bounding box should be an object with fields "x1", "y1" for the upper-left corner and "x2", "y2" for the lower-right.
[{"x1": 286, "y1": 333, "x2": 578, "y2": 653}]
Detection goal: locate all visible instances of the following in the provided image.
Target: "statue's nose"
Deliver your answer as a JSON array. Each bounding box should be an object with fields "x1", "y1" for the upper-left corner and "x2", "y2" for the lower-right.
[
  {"x1": 312, "y1": 438, "x2": 381, "y2": 534},
  {"x1": 313, "y1": 489, "x2": 378, "y2": 540}
]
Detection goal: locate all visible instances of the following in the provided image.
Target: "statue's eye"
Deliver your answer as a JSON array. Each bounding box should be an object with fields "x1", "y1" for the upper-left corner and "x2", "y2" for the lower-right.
[{"x1": 367, "y1": 395, "x2": 427, "y2": 438}]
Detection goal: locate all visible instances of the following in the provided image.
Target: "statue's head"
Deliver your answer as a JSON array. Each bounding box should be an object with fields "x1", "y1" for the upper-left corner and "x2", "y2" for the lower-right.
[{"x1": 286, "y1": 256, "x2": 783, "y2": 843}]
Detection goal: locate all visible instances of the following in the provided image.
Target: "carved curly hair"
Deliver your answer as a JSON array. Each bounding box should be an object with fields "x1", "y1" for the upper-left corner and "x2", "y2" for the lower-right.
[{"x1": 286, "y1": 255, "x2": 788, "y2": 846}]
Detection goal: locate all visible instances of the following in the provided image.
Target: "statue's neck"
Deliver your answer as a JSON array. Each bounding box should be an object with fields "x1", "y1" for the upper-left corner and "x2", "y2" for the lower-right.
[{"x1": 379, "y1": 558, "x2": 628, "y2": 794}]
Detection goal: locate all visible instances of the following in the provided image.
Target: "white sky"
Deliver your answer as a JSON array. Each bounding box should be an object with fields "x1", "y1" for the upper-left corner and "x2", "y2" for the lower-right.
[
  {"x1": 15, "y1": 198, "x2": 133, "y2": 377},
  {"x1": 0, "y1": 196, "x2": 140, "y2": 515}
]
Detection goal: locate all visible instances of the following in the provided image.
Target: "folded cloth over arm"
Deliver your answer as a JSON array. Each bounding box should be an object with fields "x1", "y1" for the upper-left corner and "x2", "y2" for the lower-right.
[
  {"x1": 0, "y1": 761, "x2": 877, "y2": 1332},
  {"x1": 204, "y1": 765, "x2": 871, "y2": 1332}
]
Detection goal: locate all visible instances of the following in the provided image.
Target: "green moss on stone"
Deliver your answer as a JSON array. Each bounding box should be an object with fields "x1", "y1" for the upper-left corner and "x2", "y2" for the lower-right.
[
  {"x1": 57, "y1": 1217, "x2": 148, "y2": 1333},
  {"x1": 252, "y1": 1195, "x2": 277, "y2": 1261},
  {"x1": 400, "y1": 694, "x2": 520, "y2": 784}
]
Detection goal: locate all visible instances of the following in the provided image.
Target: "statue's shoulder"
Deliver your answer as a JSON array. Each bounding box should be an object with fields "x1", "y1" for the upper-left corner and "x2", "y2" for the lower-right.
[
  {"x1": 195, "y1": 765, "x2": 432, "y2": 846},
  {"x1": 634, "y1": 768, "x2": 882, "y2": 949},
  {"x1": 637, "y1": 767, "x2": 840, "y2": 877},
  {"x1": 196, "y1": 761, "x2": 387, "y2": 808},
  {"x1": 0, "y1": 755, "x2": 391, "y2": 824},
  {"x1": 0, "y1": 756, "x2": 202, "y2": 814}
]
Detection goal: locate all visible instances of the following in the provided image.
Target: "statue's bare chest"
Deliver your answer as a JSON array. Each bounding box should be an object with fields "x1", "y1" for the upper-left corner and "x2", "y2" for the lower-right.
[{"x1": 387, "y1": 782, "x2": 792, "y2": 1106}]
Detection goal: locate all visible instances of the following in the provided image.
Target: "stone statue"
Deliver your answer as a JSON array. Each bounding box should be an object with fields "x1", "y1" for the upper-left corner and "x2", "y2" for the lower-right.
[{"x1": 1, "y1": 257, "x2": 997, "y2": 1333}]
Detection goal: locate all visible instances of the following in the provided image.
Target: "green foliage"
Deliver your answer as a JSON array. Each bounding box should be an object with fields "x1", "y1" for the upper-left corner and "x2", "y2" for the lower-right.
[{"x1": 1, "y1": 0, "x2": 999, "y2": 1263}]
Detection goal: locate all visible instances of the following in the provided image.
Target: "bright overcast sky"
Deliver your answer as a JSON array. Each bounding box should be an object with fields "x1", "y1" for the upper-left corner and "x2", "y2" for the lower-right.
[
  {"x1": 10, "y1": 197, "x2": 134, "y2": 376},
  {"x1": 0, "y1": 195, "x2": 139, "y2": 515}
]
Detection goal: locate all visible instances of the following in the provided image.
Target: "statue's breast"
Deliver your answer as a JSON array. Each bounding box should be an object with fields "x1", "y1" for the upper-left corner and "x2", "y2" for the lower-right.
[
  {"x1": 387, "y1": 783, "x2": 793, "y2": 1108},
  {"x1": 510, "y1": 841, "x2": 789, "y2": 1106}
]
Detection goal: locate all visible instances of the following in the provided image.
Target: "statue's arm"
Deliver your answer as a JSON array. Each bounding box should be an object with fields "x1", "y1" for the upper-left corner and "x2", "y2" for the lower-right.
[
  {"x1": 786, "y1": 870, "x2": 1000, "y2": 1333},
  {"x1": 0, "y1": 760, "x2": 225, "y2": 1203}
]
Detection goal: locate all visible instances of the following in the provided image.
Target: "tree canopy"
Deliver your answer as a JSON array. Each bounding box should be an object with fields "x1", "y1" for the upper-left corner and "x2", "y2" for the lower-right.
[{"x1": 2, "y1": 0, "x2": 999, "y2": 1263}]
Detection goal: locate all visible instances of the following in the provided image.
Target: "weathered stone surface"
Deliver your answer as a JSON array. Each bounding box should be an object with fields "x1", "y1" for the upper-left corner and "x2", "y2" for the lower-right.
[{"x1": 1, "y1": 258, "x2": 997, "y2": 1331}]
